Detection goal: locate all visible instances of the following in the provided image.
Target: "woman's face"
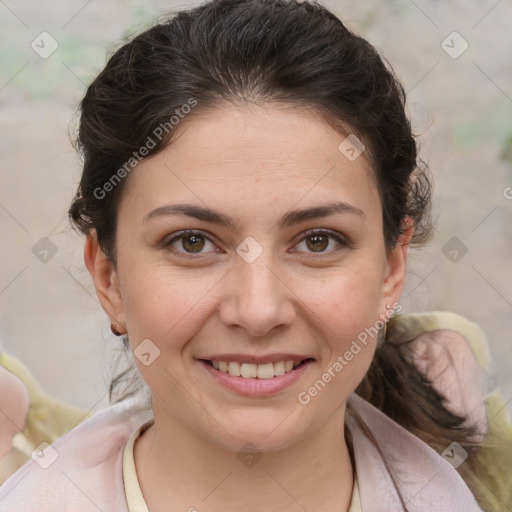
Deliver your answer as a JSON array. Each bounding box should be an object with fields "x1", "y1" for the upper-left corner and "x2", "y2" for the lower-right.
[{"x1": 86, "y1": 103, "x2": 410, "y2": 452}]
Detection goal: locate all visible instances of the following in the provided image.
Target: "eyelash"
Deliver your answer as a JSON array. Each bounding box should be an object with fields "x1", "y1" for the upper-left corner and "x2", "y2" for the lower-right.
[{"x1": 162, "y1": 228, "x2": 350, "y2": 258}]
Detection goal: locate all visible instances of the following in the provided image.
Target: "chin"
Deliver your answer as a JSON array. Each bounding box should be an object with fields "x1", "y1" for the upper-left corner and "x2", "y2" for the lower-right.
[{"x1": 205, "y1": 412, "x2": 308, "y2": 454}]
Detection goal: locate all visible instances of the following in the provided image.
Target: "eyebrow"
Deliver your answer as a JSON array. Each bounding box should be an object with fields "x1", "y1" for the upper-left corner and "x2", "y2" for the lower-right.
[{"x1": 143, "y1": 201, "x2": 365, "y2": 229}]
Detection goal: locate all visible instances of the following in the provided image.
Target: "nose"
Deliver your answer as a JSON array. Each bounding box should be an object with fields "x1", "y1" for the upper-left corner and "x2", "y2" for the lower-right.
[{"x1": 218, "y1": 251, "x2": 296, "y2": 338}]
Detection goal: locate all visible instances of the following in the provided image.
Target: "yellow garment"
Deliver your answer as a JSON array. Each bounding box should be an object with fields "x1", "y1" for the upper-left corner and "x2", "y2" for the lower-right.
[
  {"x1": 387, "y1": 311, "x2": 512, "y2": 510},
  {"x1": 121, "y1": 420, "x2": 362, "y2": 511},
  {"x1": 0, "y1": 353, "x2": 90, "y2": 484}
]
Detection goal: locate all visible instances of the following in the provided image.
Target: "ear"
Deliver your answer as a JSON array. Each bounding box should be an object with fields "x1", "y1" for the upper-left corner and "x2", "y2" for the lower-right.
[
  {"x1": 380, "y1": 218, "x2": 414, "y2": 312},
  {"x1": 84, "y1": 230, "x2": 126, "y2": 332}
]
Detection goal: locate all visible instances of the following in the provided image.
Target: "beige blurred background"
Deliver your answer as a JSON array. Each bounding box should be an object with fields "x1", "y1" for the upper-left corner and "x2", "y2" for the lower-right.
[{"x1": 1, "y1": 0, "x2": 511, "y2": 417}]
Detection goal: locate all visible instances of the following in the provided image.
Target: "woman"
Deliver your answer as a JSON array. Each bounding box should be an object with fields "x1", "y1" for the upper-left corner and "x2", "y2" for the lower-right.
[{"x1": 0, "y1": 0, "x2": 510, "y2": 510}]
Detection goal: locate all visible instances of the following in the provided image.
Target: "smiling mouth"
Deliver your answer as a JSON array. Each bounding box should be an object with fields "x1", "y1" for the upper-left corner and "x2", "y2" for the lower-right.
[{"x1": 200, "y1": 358, "x2": 314, "y2": 379}]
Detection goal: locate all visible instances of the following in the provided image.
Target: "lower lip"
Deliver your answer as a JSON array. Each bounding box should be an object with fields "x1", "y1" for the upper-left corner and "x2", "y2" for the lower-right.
[{"x1": 198, "y1": 359, "x2": 314, "y2": 397}]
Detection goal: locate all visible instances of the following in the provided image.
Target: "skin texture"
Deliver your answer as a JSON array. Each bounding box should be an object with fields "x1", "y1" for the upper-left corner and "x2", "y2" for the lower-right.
[{"x1": 84, "y1": 103, "x2": 413, "y2": 512}]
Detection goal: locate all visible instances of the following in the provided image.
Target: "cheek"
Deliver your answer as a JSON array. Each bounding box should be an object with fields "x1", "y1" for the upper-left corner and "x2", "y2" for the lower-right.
[
  {"x1": 120, "y1": 267, "x2": 218, "y2": 393},
  {"x1": 294, "y1": 270, "x2": 382, "y2": 412},
  {"x1": 306, "y1": 263, "x2": 385, "y2": 333},
  {"x1": 302, "y1": 261, "x2": 384, "y2": 373},
  {"x1": 119, "y1": 258, "x2": 220, "y2": 348}
]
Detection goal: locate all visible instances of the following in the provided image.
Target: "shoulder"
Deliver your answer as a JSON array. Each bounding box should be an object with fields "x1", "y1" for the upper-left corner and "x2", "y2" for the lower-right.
[
  {"x1": 0, "y1": 396, "x2": 153, "y2": 511},
  {"x1": 0, "y1": 354, "x2": 30, "y2": 460},
  {"x1": 387, "y1": 311, "x2": 512, "y2": 508},
  {"x1": 0, "y1": 352, "x2": 90, "y2": 442},
  {"x1": 387, "y1": 311, "x2": 492, "y2": 371},
  {"x1": 387, "y1": 310, "x2": 492, "y2": 438},
  {"x1": 0, "y1": 352, "x2": 92, "y2": 484}
]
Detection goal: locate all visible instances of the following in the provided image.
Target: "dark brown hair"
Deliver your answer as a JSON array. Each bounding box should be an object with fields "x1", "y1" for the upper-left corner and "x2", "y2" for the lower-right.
[{"x1": 69, "y1": 1, "x2": 489, "y2": 508}]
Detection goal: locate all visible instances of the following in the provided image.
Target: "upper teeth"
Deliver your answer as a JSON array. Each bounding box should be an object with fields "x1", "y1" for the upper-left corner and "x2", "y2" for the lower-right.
[{"x1": 211, "y1": 360, "x2": 298, "y2": 379}]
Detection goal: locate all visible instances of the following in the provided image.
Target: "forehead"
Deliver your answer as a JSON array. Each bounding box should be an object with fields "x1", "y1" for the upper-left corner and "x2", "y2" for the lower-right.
[{"x1": 119, "y1": 103, "x2": 380, "y2": 223}]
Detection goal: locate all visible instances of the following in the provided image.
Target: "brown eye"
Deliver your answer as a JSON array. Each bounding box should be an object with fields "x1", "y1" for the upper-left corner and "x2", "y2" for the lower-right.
[
  {"x1": 181, "y1": 234, "x2": 206, "y2": 253},
  {"x1": 164, "y1": 230, "x2": 217, "y2": 255},
  {"x1": 294, "y1": 229, "x2": 348, "y2": 255},
  {"x1": 306, "y1": 233, "x2": 329, "y2": 252}
]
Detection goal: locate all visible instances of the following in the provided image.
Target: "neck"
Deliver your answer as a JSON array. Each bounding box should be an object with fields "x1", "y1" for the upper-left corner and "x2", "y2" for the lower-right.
[{"x1": 134, "y1": 402, "x2": 354, "y2": 512}]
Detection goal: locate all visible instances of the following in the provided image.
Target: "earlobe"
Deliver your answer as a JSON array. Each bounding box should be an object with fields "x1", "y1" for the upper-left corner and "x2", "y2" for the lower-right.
[{"x1": 84, "y1": 231, "x2": 126, "y2": 332}]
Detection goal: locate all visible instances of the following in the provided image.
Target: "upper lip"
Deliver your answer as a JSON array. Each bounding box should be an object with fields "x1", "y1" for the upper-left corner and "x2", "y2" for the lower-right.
[{"x1": 198, "y1": 353, "x2": 314, "y2": 365}]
